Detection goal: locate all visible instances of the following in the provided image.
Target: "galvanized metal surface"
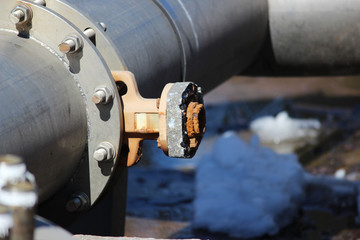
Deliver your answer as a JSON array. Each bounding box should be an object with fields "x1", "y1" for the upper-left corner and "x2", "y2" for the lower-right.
[
  {"x1": 0, "y1": 28, "x2": 87, "y2": 201},
  {"x1": 43, "y1": 0, "x2": 126, "y2": 71},
  {"x1": 63, "y1": 0, "x2": 269, "y2": 97},
  {"x1": 269, "y1": 0, "x2": 360, "y2": 73},
  {"x1": 0, "y1": 0, "x2": 269, "y2": 205},
  {"x1": 0, "y1": 0, "x2": 123, "y2": 207}
]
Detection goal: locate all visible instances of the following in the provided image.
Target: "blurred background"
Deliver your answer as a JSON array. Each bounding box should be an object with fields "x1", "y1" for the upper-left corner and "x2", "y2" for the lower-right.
[{"x1": 125, "y1": 77, "x2": 360, "y2": 240}]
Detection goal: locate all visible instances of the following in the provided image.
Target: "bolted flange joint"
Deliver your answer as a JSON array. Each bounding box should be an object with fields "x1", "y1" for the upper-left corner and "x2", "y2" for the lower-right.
[
  {"x1": 59, "y1": 34, "x2": 83, "y2": 54},
  {"x1": 9, "y1": 5, "x2": 31, "y2": 25},
  {"x1": 93, "y1": 142, "x2": 116, "y2": 162}
]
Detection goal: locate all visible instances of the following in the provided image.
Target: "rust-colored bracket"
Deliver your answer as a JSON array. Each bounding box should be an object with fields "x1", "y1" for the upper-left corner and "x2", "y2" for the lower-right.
[
  {"x1": 112, "y1": 71, "x2": 171, "y2": 166},
  {"x1": 112, "y1": 71, "x2": 205, "y2": 167}
]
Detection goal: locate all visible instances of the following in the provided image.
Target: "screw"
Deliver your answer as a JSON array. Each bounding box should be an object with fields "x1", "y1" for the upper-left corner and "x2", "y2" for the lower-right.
[
  {"x1": 59, "y1": 34, "x2": 83, "y2": 54},
  {"x1": 9, "y1": 6, "x2": 31, "y2": 24},
  {"x1": 93, "y1": 142, "x2": 115, "y2": 162},
  {"x1": 92, "y1": 86, "x2": 114, "y2": 104},
  {"x1": 98, "y1": 22, "x2": 107, "y2": 32},
  {"x1": 65, "y1": 193, "x2": 89, "y2": 212}
]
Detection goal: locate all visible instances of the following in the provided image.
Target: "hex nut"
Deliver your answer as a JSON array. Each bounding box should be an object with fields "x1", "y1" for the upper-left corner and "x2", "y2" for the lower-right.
[
  {"x1": 92, "y1": 86, "x2": 114, "y2": 104},
  {"x1": 59, "y1": 34, "x2": 83, "y2": 54},
  {"x1": 93, "y1": 142, "x2": 116, "y2": 161},
  {"x1": 9, "y1": 5, "x2": 31, "y2": 24},
  {"x1": 66, "y1": 192, "x2": 89, "y2": 212}
]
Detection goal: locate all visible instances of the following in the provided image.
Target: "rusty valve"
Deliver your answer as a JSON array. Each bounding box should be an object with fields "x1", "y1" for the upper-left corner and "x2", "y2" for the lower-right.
[{"x1": 112, "y1": 71, "x2": 206, "y2": 167}]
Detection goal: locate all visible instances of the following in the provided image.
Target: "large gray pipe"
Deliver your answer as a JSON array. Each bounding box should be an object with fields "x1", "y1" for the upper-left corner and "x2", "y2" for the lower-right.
[
  {"x1": 0, "y1": 0, "x2": 269, "y2": 202},
  {"x1": 64, "y1": 0, "x2": 269, "y2": 96},
  {"x1": 258, "y1": 0, "x2": 360, "y2": 75},
  {"x1": 2, "y1": 0, "x2": 360, "y2": 204},
  {"x1": 0, "y1": 31, "x2": 88, "y2": 200}
]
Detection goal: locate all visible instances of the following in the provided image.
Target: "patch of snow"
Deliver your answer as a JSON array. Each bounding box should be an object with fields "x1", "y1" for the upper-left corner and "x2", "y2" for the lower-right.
[
  {"x1": 334, "y1": 168, "x2": 346, "y2": 179},
  {"x1": 193, "y1": 131, "x2": 305, "y2": 238},
  {"x1": 250, "y1": 111, "x2": 321, "y2": 144}
]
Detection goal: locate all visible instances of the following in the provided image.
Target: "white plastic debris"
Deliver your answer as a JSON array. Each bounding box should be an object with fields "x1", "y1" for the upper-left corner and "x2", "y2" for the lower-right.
[
  {"x1": 194, "y1": 131, "x2": 305, "y2": 238},
  {"x1": 250, "y1": 111, "x2": 321, "y2": 144}
]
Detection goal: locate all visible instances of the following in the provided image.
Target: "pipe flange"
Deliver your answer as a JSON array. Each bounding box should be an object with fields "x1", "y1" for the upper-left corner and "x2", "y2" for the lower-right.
[{"x1": 1, "y1": 1, "x2": 122, "y2": 209}]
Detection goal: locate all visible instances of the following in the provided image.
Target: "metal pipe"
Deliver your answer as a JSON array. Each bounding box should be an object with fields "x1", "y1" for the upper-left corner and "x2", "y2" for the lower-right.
[
  {"x1": 261, "y1": 0, "x2": 360, "y2": 75},
  {"x1": 64, "y1": 0, "x2": 269, "y2": 96},
  {"x1": 0, "y1": 0, "x2": 269, "y2": 202},
  {"x1": 0, "y1": 30, "x2": 87, "y2": 201},
  {"x1": 2, "y1": 0, "x2": 360, "y2": 211}
]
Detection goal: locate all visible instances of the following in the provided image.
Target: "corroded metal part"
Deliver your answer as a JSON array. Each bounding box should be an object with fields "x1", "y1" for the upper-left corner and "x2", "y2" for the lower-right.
[
  {"x1": 162, "y1": 82, "x2": 205, "y2": 158},
  {"x1": 113, "y1": 71, "x2": 206, "y2": 165}
]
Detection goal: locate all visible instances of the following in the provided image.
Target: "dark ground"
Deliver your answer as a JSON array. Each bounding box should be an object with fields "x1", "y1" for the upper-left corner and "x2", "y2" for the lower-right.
[{"x1": 125, "y1": 77, "x2": 360, "y2": 240}]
